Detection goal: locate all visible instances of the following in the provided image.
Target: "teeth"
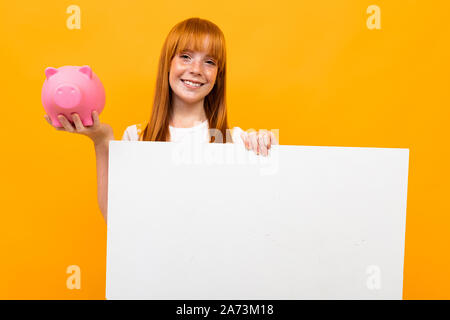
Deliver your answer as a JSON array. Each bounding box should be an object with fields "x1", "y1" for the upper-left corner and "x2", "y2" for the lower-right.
[{"x1": 183, "y1": 80, "x2": 202, "y2": 87}]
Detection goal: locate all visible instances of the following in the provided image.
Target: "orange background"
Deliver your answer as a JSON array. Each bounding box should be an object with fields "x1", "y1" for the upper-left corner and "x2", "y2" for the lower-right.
[{"x1": 0, "y1": 0, "x2": 449, "y2": 299}]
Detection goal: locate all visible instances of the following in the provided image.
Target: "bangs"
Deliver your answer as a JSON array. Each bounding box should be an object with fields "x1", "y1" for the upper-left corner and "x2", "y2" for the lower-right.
[{"x1": 172, "y1": 19, "x2": 226, "y2": 71}]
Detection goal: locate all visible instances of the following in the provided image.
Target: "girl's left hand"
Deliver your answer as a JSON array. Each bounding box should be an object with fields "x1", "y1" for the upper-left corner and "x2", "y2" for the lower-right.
[{"x1": 240, "y1": 130, "x2": 277, "y2": 156}]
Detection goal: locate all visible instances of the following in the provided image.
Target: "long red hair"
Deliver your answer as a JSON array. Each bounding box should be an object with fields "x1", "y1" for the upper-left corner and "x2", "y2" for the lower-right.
[{"x1": 140, "y1": 17, "x2": 232, "y2": 143}]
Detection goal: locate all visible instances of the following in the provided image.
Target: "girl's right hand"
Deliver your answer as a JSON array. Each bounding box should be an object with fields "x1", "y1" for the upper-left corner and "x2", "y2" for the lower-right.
[{"x1": 44, "y1": 111, "x2": 114, "y2": 146}]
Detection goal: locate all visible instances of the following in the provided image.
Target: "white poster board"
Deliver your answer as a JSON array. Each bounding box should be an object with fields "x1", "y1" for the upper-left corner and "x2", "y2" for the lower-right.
[{"x1": 106, "y1": 141, "x2": 409, "y2": 299}]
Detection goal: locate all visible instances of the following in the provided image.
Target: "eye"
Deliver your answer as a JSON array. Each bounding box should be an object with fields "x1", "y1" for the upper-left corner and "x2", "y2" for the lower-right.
[
  {"x1": 206, "y1": 60, "x2": 216, "y2": 66},
  {"x1": 180, "y1": 54, "x2": 190, "y2": 60}
]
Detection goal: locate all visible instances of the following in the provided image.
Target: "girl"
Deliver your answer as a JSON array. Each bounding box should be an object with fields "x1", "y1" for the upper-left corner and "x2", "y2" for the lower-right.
[{"x1": 44, "y1": 17, "x2": 276, "y2": 222}]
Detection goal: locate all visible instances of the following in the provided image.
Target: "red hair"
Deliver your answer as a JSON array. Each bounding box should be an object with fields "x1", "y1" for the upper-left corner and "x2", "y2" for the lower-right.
[{"x1": 140, "y1": 17, "x2": 232, "y2": 143}]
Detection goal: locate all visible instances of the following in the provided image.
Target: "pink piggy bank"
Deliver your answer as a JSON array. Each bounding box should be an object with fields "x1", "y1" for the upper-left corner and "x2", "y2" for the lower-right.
[{"x1": 41, "y1": 65, "x2": 105, "y2": 127}]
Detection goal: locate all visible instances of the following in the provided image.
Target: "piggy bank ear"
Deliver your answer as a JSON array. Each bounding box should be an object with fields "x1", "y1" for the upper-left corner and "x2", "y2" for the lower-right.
[
  {"x1": 45, "y1": 67, "x2": 58, "y2": 80},
  {"x1": 79, "y1": 65, "x2": 92, "y2": 79}
]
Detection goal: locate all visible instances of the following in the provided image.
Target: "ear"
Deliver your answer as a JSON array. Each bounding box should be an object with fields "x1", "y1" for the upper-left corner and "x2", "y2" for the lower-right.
[
  {"x1": 79, "y1": 65, "x2": 92, "y2": 79},
  {"x1": 45, "y1": 67, "x2": 58, "y2": 80}
]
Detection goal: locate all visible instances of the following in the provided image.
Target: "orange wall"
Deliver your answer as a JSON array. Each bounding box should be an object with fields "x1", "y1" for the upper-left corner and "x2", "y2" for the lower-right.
[{"x1": 0, "y1": 0, "x2": 449, "y2": 299}]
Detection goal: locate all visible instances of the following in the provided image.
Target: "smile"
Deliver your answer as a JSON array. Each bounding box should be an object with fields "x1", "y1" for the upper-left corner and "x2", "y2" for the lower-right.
[{"x1": 181, "y1": 79, "x2": 204, "y2": 88}]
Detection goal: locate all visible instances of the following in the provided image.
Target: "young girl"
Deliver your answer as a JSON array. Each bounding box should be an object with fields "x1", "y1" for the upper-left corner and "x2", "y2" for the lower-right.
[{"x1": 44, "y1": 17, "x2": 276, "y2": 221}]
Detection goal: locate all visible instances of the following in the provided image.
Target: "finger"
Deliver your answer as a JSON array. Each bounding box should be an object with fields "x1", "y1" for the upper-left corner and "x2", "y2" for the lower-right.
[
  {"x1": 44, "y1": 114, "x2": 51, "y2": 124},
  {"x1": 44, "y1": 115, "x2": 64, "y2": 131},
  {"x1": 258, "y1": 132, "x2": 268, "y2": 156},
  {"x1": 258, "y1": 129, "x2": 270, "y2": 150},
  {"x1": 71, "y1": 113, "x2": 85, "y2": 132},
  {"x1": 249, "y1": 132, "x2": 258, "y2": 154},
  {"x1": 270, "y1": 131, "x2": 278, "y2": 145},
  {"x1": 245, "y1": 133, "x2": 251, "y2": 150},
  {"x1": 240, "y1": 132, "x2": 249, "y2": 149},
  {"x1": 58, "y1": 115, "x2": 75, "y2": 132},
  {"x1": 264, "y1": 133, "x2": 271, "y2": 150},
  {"x1": 92, "y1": 110, "x2": 100, "y2": 127},
  {"x1": 259, "y1": 129, "x2": 270, "y2": 152}
]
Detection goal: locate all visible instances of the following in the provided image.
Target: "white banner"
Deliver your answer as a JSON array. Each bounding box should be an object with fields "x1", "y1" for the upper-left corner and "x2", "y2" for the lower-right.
[{"x1": 106, "y1": 141, "x2": 409, "y2": 299}]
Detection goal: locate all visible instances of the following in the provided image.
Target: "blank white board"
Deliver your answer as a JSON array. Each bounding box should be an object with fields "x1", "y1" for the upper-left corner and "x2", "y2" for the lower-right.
[{"x1": 106, "y1": 141, "x2": 409, "y2": 299}]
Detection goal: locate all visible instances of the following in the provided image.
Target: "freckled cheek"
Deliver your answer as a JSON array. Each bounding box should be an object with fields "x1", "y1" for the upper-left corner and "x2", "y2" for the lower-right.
[
  {"x1": 205, "y1": 70, "x2": 217, "y2": 86},
  {"x1": 170, "y1": 63, "x2": 185, "y2": 79}
]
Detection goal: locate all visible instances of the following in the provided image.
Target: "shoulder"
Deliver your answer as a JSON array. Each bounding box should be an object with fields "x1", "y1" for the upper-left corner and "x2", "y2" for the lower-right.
[{"x1": 122, "y1": 123, "x2": 146, "y2": 141}]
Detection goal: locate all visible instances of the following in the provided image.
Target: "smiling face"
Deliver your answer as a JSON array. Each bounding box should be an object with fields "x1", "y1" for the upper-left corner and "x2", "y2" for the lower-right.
[{"x1": 168, "y1": 46, "x2": 218, "y2": 106}]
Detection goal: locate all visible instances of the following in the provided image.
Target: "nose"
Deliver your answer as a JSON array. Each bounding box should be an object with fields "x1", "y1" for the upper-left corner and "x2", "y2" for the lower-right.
[
  {"x1": 53, "y1": 84, "x2": 81, "y2": 109},
  {"x1": 189, "y1": 59, "x2": 203, "y2": 75}
]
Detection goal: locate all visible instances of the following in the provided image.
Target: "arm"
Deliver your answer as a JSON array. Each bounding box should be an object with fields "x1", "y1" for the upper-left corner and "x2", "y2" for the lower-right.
[{"x1": 94, "y1": 138, "x2": 113, "y2": 222}]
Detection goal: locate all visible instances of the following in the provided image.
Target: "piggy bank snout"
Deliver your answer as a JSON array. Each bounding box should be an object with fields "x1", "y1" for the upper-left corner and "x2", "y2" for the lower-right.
[{"x1": 53, "y1": 84, "x2": 81, "y2": 109}]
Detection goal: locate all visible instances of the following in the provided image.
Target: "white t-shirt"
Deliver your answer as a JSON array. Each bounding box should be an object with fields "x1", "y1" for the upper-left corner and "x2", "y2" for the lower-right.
[{"x1": 121, "y1": 120, "x2": 245, "y2": 145}]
